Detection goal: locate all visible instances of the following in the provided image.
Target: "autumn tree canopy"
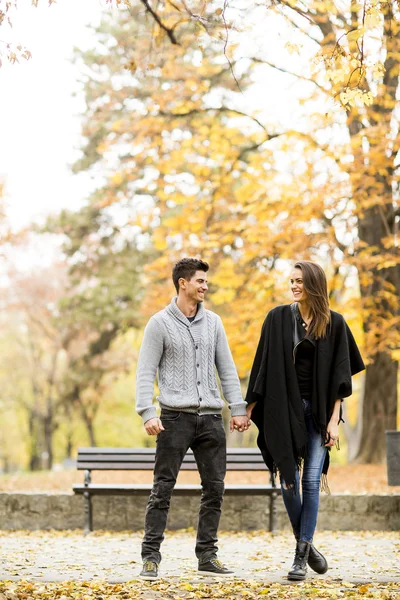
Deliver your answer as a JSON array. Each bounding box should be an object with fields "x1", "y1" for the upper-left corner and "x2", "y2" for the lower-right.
[
  {"x1": 1, "y1": 0, "x2": 399, "y2": 464},
  {"x1": 61, "y1": 3, "x2": 399, "y2": 465}
]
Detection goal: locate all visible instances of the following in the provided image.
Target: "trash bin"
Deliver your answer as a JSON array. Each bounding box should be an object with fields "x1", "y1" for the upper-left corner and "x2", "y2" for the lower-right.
[{"x1": 386, "y1": 431, "x2": 400, "y2": 486}]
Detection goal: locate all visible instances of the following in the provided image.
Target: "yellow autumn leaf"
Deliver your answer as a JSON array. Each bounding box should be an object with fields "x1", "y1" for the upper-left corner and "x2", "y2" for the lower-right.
[
  {"x1": 346, "y1": 26, "x2": 365, "y2": 41},
  {"x1": 285, "y1": 42, "x2": 301, "y2": 55},
  {"x1": 111, "y1": 172, "x2": 124, "y2": 186}
]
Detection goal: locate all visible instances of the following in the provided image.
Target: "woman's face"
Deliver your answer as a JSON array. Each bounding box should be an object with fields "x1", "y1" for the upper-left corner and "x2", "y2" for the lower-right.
[{"x1": 290, "y1": 268, "x2": 308, "y2": 303}]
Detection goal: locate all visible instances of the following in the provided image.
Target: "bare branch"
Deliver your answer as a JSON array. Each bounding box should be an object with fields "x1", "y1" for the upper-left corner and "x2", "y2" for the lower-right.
[
  {"x1": 248, "y1": 57, "x2": 331, "y2": 96},
  {"x1": 277, "y1": 0, "x2": 317, "y2": 25},
  {"x1": 278, "y1": 9, "x2": 321, "y2": 45},
  {"x1": 221, "y1": 0, "x2": 243, "y2": 93},
  {"x1": 138, "y1": 0, "x2": 179, "y2": 45},
  {"x1": 159, "y1": 106, "x2": 269, "y2": 131}
]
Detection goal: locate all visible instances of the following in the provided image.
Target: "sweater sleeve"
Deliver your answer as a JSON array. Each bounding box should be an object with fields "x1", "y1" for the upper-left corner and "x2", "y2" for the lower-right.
[
  {"x1": 214, "y1": 316, "x2": 247, "y2": 417},
  {"x1": 135, "y1": 317, "x2": 164, "y2": 424}
]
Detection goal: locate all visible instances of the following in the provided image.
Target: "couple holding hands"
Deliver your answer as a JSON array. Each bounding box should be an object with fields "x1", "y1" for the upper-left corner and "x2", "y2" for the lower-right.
[{"x1": 136, "y1": 257, "x2": 364, "y2": 581}]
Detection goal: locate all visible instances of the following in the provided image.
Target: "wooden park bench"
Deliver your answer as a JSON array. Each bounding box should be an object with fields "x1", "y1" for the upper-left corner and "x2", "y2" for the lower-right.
[{"x1": 73, "y1": 447, "x2": 281, "y2": 535}]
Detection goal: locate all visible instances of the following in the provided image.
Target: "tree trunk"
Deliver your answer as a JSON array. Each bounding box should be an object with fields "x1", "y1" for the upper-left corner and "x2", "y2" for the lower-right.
[
  {"x1": 354, "y1": 352, "x2": 397, "y2": 463},
  {"x1": 79, "y1": 404, "x2": 97, "y2": 447},
  {"x1": 64, "y1": 405, "x2": 74, "y2": 459},
  {"x1": 86, "y1": 419, "x2": 97, "y2": 447},
  {"x1": 43, "y1": 415, "x2": 53, "y2": 471},
  {"x1": 354, "y1": 199, "x2": 399, "y2": 462},
  {"x1": 28, "y1": 413, "x2": 41, "y2": 471}
]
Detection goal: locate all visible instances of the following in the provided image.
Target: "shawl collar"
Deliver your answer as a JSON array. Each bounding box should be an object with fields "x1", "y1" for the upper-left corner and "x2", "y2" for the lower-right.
[{"x1": 166, "y1": 296, "x2": 205, "y2": 325}]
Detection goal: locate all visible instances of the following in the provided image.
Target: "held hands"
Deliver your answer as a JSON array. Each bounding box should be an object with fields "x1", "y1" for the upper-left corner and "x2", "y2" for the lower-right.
[
  {"x1": 144, "y1": 417, "x2": 165, "y2": 436},
  {"x1": 145, "y1": 415, "x2": 251, "y2": 435},
  {"x1": 230, "y1": 415, "x2": 251, "y2": 433}
]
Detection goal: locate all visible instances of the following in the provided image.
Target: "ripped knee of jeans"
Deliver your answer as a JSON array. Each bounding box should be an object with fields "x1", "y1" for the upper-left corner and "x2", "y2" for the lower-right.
[
  {"x1": 283, "y1": 482, "x2": 295, "y2": 490},
  {"x1": 280, "y1": 476, "x2": 298, "y2": 493}
]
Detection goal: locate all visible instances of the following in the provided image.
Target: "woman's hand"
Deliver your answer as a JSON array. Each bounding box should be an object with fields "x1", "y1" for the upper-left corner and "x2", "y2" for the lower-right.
[
  {"x1": 325, "y1": 419, "x2": 339, "y2": 447},
  {"x1": 246, "y1": 402, "x2": 257, "y2": 420}
]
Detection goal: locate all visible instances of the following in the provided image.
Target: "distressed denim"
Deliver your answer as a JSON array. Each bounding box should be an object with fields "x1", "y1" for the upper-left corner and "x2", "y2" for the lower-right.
[
  {"x1": 141, "y1": 409, "x2": 226, "y2": 564},
  {"x1": 280, "y1": 399, "x2": 327, "y2": 543}
]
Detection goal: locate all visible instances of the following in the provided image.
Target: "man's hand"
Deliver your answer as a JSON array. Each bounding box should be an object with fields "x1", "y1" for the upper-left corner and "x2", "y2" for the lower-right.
[
  {"x1": 230, "y1": 415, "x2": 251, "y2": 433},
  {"x1": 144, "y1": 417, "x2": 165, "y2": 436}
]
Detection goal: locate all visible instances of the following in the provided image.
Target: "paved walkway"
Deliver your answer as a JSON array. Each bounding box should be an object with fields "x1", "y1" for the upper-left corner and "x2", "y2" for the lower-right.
[{"x1": 0, "y1": 530, "x2": 398, "y2": 584}]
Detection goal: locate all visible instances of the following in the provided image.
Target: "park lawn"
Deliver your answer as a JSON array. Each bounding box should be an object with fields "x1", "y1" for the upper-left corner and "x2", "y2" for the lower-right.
[{"x1": 0, "y1": 464, "x2": 398, "y2": 494}]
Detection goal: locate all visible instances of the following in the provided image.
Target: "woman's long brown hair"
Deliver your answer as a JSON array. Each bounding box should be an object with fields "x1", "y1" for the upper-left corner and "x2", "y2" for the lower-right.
[{"x1": 294, "y1": 260, "x2": 331, "y2": 339}]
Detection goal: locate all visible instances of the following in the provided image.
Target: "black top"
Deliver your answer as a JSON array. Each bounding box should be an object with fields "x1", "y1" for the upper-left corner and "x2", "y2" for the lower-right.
[
  {"x1": 292, "y1": 303, "x2": 316, "y2": 400},
  {"x1": 187, "y1": 316, "x2": 196, "y2": 323},
  {"x1": 295, "y1": 339, "x2": 315, "y2": 400}
]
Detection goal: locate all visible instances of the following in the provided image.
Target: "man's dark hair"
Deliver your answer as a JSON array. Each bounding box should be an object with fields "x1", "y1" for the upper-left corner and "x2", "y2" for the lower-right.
[{"x1": 172, "y1": 258, "x2": 209, "y2": 293}]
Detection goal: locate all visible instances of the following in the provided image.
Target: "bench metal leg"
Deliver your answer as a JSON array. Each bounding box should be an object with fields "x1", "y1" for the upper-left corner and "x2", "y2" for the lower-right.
[
  {"x1": 83, "y1": 469, "x2": 92, "y2": 535},
  {"x1": 269, "y1": 492, "x2": 278, "y2": 533},
  {"x1": 83, "y1": 491, "x2": 93, "y2": 535}
]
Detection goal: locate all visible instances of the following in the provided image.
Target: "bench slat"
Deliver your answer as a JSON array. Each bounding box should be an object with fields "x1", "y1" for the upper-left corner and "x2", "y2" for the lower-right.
[
  {"x1": 77, "y1": 447, "x2": 264, "y2": 455},
  {"x1": 72, "y1": 483, "x2": 276, "y2": 496},
  {"x1": 77, "y1": 458, "x2": 266, "y2": 467},
  {"x1": 76, "y1": 448, "x2": 267, "y2": 471},
  {"x1": 77, "y1": 462, "x2": 200, "y2": 470},
  {"x1": 77, "y1": 462, "x2": 267, "y2": 471},
  {"x1": 77, "y1": 453, "x2": 265, "y2": 462}
]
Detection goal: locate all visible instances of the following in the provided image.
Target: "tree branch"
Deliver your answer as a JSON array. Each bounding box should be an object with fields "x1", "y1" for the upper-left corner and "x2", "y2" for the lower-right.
[
  {"x1": 278, "y1": 9, "x2": 321, "y2": 45},
  {"x1": 277, "y1": 0, "x2": 317, "y2": 25},
  {"x1": 159, "y1": 106, "x2": 269, "y2": 132},
  {"x1": 138, "y1": 0, "x2": 179, "y2": 45},
  {"x1": 248, "y1": 56, "x2": 331, "y2": 96}
]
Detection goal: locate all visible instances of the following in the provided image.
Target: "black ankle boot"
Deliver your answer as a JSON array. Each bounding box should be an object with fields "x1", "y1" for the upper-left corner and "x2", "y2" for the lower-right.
[
  {"x1": 292, "y1": 531, "x2": 328, "y2": 575},
  {"x1": 288, "y1": 541, "x2": 310, "y2": 581},
  {"x1": 308, "y1": 544, "x2": 328, "y2": 574}
]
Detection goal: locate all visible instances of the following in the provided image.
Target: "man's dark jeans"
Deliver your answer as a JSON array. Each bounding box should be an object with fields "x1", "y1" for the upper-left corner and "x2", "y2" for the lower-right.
[{"x1": 141, "y1": 409, "x2": 226, "y2": 564}]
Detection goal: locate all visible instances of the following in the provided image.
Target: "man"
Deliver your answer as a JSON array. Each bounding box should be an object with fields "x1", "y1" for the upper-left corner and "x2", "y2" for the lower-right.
[{"x1": 136, "y1": 257, "x2": 250, "y2": 579}]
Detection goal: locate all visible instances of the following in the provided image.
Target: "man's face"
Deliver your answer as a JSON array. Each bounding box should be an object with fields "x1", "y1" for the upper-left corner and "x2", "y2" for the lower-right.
[{"x1": 180, "y1": 270, "x2": 208, "y2": 303}]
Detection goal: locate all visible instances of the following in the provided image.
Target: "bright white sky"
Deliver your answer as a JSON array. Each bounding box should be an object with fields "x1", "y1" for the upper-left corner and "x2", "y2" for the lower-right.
[
  {"x1": 0, "y1": 0, "x2": 112, "y2": 229},
  {"x1": 0, "y1": 1, "x2": 315, "y2": 236}
]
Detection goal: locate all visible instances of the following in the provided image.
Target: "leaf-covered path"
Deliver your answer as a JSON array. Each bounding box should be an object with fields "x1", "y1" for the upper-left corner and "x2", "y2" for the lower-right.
[{"x1": 0, "y1": 530, "x2": 399, "y2": 598}]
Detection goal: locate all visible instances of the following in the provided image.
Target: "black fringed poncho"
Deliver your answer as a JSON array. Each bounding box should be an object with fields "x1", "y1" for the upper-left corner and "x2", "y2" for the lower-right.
[{"x1": 245, "y1": 305, "x2": 365, "y2": 488}]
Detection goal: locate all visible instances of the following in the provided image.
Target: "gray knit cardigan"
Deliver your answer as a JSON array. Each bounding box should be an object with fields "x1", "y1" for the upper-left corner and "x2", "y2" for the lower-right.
[{"x1": 136, "y1": 297, "x2": 247, "y2": 423}]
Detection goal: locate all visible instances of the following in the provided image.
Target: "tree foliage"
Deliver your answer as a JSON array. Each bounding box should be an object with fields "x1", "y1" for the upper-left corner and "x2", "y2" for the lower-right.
[
  {"x1": 2, "y1": 1, "x2": 399, "y2": 465},
  {"x1": 263, "y1": 0, "x2": 400, "y2": 462},
  {"x1": 0, "y1": 263, "x2": 69, "y2": 470},
  {"x1": 69, "y1": 3, "x2": 399, "y2": 464},
  {"x1": 45, "y1": 194, "x2": 154, "y2": 446}
]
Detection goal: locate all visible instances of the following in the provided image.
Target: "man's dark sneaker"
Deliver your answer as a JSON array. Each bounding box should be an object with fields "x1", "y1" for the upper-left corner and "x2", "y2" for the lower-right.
[
  {"x1": 198, "y1": 558, "x2": 234, "y2": 577},
  {"x1": 139, "y1": 560, "x2": 159, "y2": 580}
]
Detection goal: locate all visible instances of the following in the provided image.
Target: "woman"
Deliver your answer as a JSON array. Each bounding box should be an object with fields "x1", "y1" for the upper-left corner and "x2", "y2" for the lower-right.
[{"x1": 245, "y1": 260, "x2": 365, "y2": 581}]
